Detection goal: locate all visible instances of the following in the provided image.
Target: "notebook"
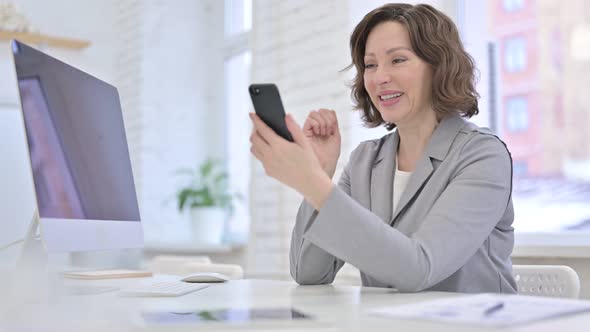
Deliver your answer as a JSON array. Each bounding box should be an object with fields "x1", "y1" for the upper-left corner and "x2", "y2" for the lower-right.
[
  {"x1": 61, "y1": 269, "x2": 153, "y2": 280},
  {"x1": 368, "y1": 293, "x2": 590, "y2": 328}
]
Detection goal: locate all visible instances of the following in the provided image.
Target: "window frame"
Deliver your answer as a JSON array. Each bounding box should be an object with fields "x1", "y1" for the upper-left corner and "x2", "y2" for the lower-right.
[{"x1": 223, "y1": 0, "x2": 252, "y2": 244}]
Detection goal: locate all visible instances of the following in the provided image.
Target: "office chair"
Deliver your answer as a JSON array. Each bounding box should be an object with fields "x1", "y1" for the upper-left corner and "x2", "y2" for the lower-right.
[{"x1": 512, "y1": 265, "x2": 580, "y2": 299}]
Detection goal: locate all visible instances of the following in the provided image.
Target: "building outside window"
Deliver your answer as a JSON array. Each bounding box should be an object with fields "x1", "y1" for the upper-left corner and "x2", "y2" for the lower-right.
[
  {"x1": 506, "y1": 96, "x2": 529, "y2": 133},
  {"x1": 503, "y1": 0, "x2": 525, "y2": 12},
  {"x1": 504, "y1": 37, "x2": 527, "y2": 73},
  {"x1": 464, "y1": 0, "x2": 590, "y2": 237},
  {"x1": 512, "y1": 160, "x2": 528, "y2": 178}
]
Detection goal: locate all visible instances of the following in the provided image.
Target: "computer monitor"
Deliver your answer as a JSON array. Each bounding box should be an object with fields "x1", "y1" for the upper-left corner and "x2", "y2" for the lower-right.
[{"x1": 11, "y1": 40, "x2": 143, "y2": 253}]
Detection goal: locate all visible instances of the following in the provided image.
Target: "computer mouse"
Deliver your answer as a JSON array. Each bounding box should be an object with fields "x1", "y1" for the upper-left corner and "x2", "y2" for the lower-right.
[{"x1": 180, "y1": 272, "x2": 230, "y2": 283}]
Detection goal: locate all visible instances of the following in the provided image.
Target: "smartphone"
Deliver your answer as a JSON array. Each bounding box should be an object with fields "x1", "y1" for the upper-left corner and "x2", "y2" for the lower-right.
[{"x1": 248, "y1": 83, "x2": 293, "y2": 142}]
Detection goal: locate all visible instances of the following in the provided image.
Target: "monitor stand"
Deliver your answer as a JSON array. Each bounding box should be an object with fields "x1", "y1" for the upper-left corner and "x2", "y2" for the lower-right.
[
  {"x1": 8, "y1": 213, "x2": 135, "y2": 296},
  {"x1": 17, "y1": 210, "x2": 48, "y2": 275},
  {"x1": 13, "y1": 212, "x2": 110, "y2": 295}
]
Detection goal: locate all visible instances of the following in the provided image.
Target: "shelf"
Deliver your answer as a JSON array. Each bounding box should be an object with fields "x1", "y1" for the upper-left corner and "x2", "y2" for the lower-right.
[
  {"x1": 0, "y1": 30, "x2": 90, "y2": 49},
  {"x1": 513, "y1": 245, "x2": 590, "y2": 258},
  {"x1": 0, "y1": 102, "x2": 18, "y2": 108}
]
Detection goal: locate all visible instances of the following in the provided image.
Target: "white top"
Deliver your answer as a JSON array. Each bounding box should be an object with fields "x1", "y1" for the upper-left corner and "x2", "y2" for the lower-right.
[{"x1": 393, "y1": 160, "x2": 413, "y2": 214}]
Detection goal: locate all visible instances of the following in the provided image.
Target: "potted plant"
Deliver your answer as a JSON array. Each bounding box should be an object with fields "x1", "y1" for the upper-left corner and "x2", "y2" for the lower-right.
[{"x1": 176, "y1": 158, "x2": 236, "y2": 245}]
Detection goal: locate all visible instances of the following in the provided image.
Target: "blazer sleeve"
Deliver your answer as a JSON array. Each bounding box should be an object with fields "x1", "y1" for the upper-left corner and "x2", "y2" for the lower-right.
[
  {"x1": 301, "y1": 133, "x2": 513, "y2": 292},
  {"x1": 289, "y1": 148, "x2": 359, "y2": 285}
]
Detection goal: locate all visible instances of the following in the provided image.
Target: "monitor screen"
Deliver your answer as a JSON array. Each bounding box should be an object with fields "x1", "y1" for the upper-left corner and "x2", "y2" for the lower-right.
[
  {"x1": 12, "y1": 41, "x2": 140, "y2": 223},
  {"x1": 10, "y1": 40, "x2": 143, "y2": 253}
]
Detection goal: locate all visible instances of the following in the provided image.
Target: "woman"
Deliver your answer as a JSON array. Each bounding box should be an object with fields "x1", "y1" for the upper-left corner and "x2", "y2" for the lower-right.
[{"x1": 249, "y1": 3, "x2": 516, "y2": 293}]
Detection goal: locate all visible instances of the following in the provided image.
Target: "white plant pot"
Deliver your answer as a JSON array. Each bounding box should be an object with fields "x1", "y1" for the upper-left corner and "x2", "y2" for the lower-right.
[{"x1": 190, "y1": 207, "x2": 226, "y2": 245}]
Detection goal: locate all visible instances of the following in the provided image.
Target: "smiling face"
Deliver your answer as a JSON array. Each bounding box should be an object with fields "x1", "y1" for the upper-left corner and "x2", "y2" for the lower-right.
[{"x1": 363, "y1": 21, "x2": 435, "y2": 128}]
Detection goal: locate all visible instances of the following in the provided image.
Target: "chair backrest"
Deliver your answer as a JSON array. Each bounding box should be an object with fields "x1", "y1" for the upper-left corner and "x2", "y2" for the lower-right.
[{"x1": 512, "y1": 265, "x2": 580, "y2": 299}]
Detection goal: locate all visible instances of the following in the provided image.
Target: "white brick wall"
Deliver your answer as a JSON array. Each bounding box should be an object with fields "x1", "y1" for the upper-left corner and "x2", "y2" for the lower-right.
[
  {"x1": 115, "y1": 0, "x2": 144, "y2": 201},
  {"x1": 247, "y1": 0, "x2": 359, "y2": 282},
  {"x1": 113, "y1": 0, "x2": 226, "y2": 245}
]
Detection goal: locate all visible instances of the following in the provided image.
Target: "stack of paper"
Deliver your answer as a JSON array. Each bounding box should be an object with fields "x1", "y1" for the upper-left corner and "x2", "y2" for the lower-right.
[
  {"x1": 61, "y1": 269, "x2": 152, "y2": 280},
  {"x1": 368, "y1": 293, "x2": 590, "y2": 327}
]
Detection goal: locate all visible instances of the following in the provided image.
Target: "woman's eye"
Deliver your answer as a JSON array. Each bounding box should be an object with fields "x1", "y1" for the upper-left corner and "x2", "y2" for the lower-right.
[
  {"x1": 393, "y1": 58, "x2": 406, "y2": 64},
  {"x1": 364, "y1": 63, "x2": 376, "y2": 69}
]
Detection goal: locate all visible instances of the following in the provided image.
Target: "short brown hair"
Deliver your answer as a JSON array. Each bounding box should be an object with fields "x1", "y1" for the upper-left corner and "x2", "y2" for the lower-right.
[{"x1": 348, "y1": 3, "x2": 479, "y2": 130}]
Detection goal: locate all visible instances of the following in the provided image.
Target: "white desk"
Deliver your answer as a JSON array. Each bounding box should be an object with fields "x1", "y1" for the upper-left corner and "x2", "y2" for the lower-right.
[{"x1": 3, "y1": 277, "x2": 590, "y2": 331}]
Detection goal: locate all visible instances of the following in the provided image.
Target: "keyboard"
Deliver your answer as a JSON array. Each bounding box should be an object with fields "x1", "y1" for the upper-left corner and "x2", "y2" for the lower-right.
[{"x1": 119, "y1": 280, "x2": 209, "y2": 297}]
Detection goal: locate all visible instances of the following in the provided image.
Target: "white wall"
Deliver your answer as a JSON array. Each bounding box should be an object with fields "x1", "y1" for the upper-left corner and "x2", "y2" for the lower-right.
[
  {"x1": 0, "y1": 0, "x2": 119, "y2": 104},
  {"x1": 0, "y1": 104, "x2": 35, "y2": 266},
  {"x1": 127, "y1": 0, "x2": 226, "y2": 247},
  {"x1": 247, "y1": 0, "x2": 352, "y2": 278}
]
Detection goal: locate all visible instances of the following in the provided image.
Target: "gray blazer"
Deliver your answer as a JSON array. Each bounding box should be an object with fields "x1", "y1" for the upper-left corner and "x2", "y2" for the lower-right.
[{"x1": 290, "y1": 115, "x2": 517, "y2": 293}]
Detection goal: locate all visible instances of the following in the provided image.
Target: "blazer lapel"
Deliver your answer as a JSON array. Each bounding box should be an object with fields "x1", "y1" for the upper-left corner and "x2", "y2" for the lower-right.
[
  {"x1": 390, "y1": 115, "x2": 467, "y2": 223},
  {"x1": 370, "y1": 132, "x2": 398, "y2": 224},
  {"x1": 391, "y1": 152, "x2": 434, "y2": 223}
]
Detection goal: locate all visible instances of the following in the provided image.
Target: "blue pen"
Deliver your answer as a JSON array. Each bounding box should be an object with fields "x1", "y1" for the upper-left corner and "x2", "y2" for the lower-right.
[{"x1": 483, "y1": 302, "x2": 505, "y2": 317}]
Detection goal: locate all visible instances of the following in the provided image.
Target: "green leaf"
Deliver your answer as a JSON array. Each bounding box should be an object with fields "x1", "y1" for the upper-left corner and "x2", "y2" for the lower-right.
[
  {"x1": 213, "y1": 172, "x2": 228, "y2": 184},
  {"x1": 174, "y1": 157, "x2": 241, "y2": 215},
  {"x1": 198, "y1": 311, "x2": 217, "y2": 321},
  {"x1": 200, "y1": 159, "x2": 215, "y2": 178},
  {"x1": 177, "y1": 188, "x2": 192, "y2": 211},
  {"x1": 191, "y1": 201, "x2": 213, "y2": 208}
]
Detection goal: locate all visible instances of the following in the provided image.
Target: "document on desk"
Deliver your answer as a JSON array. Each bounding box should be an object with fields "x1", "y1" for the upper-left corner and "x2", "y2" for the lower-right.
[{"x1": 368, "y1": 293, "x2": 590, "y2": 328}]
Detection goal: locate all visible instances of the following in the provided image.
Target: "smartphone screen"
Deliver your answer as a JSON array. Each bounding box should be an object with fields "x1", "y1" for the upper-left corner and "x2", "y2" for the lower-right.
[{"x1": 249, "y1": 84, "x2": 293, "y2": 142}]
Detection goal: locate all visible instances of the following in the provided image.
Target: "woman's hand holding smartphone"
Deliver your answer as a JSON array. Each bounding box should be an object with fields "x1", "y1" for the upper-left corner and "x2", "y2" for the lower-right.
[
  {"x1": 248, "y1": 83, "x2": 339, "y2": 209},
  {"x1": 248, "y1": 84, "x2": 341, "y2": 179}
]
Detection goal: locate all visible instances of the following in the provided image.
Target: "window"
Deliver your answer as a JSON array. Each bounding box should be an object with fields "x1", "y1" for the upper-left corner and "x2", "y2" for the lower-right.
[
  {"x1": 224, "y1": 0, "x2": 252, "y2": 244},
  {"x1": 503, "y1": 0, "x2": 524, "y2": 12},
  {"x1": 504, "y1": 37, "x2": 527, "y2": 72},
  {"x1": 506, "y1": 96, "x2": 528, "y2": 132},
  {"x1": 224, "y1": 51, "x2": 251, "y2": 243},
  {"x1": 460, "y1": 0, "x2": 590, "y2": 245},
  {"x1": 225, "y1": 0, "x2": 252, "y2": 36},
  {"x1": 512, "y1": 160, "x2": 528, "y2": 177}
]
